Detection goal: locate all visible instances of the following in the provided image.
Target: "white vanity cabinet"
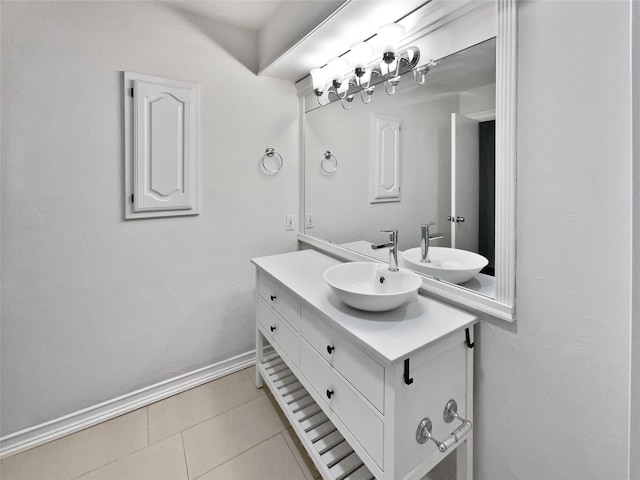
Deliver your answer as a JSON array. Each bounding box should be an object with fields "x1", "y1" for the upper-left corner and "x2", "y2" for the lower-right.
[{"x1": 253, "y1": 250, "x2": 478, "y2": 480}]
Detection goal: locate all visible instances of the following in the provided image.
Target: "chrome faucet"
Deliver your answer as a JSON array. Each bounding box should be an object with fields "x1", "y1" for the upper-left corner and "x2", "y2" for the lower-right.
[
  {"x1": 371, "y1": 230, "x2": 399, "y2": 271},
  {"x1": 421, "y1": 223, "x2": 443, "y2": 263}
]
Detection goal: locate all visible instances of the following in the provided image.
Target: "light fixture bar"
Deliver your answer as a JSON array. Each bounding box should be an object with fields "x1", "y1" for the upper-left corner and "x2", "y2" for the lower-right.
[{"x1": 309, "y1": 21, "x2": 436, "y2": 108}]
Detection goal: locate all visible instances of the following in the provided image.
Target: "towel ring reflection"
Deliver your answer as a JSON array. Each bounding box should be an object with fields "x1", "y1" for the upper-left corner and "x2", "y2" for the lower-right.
[
  {"x1": 261, "y1": 147, "x2": 283, "y2": 175},
  {"x1": 321, "y1": 151, "x2": 337, "y2": 175}
]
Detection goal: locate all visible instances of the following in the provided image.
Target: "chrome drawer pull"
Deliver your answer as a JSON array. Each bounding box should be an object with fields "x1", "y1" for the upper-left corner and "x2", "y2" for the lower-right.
[
  {"x1": 415, "y1": 399, "x2": 472, "y2": 452},
  {"x1": 270, "y1": 325, "x2": 276, "y2": 332},
  {"x1": 326, "y1": 389, "x2": 334, "y2": 399},
  {"x1": 326, "y1": 345, "x2": 335, "y2": 354}
]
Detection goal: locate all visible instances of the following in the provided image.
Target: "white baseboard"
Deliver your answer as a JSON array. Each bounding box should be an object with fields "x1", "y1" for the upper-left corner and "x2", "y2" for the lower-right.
[{"x1": 0, "y1": 350, "x2": 256, "y2": 459}]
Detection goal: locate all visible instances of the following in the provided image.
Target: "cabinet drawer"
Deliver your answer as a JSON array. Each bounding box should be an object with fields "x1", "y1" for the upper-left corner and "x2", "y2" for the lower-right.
[
  {"x1": 301, "y1": 341, "x2": 384, "y2": 469},
  {"x1": 258, "y1": 273, "x2": 300, "y2": 331},
  {"x1": 301, "y1": 305, "x2": 384, "y2": 413},
  {"x1": 257, "y1": 299, "x2": 300, "y2": 368}
]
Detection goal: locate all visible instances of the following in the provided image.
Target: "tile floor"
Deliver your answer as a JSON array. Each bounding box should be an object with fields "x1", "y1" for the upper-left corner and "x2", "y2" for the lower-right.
[{"x1": 0, "y1": 367, "x2": 321, "y2": 480}]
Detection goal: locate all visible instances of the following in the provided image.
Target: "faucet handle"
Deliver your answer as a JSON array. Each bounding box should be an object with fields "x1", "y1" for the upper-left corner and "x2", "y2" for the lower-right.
[{"x1": 421, "y1": 223, "x2": 436, "y2": 236}]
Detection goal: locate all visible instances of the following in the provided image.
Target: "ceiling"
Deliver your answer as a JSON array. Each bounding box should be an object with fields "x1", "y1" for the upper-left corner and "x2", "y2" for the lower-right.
[
  {"x1": 258, "y1": 0, "x2": 428, "y2": 81},
  {"x1": 160, "y1": 1, "x2": 433, "y2": 80},
  {"x1": 164, "y1": 1, "x2": 285, "y2": 31}
]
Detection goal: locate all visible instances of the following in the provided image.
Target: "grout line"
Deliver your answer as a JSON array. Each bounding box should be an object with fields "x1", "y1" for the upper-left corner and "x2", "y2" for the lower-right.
[
  {"x1": 191, "y1": 432, "x2": 283, "y2": 480},
  {"x1": 180, "y1": 432, "x2": 191, "y2": 480},
  {"x1": 177, "y1": 394, "x2": 267, "y2": 440},
  {"x1": 44, "y1": 369, "x2": 268, "y2": 480},
  {"x1": 281, "y1": 430, "x2": 316, "y2": 480},
  {"x1": 67, "y1": 434, "x2": 180, "y2": 480},
  {"x1": 150, "y1": 374, "x2": 264, "y2": 445},
  {"x1": 245, "y1": 366, "x2": 255, "y2": 384}
]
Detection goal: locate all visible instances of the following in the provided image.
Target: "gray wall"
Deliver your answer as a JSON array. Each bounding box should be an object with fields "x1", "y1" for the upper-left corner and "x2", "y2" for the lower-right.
[
  {"x1": 0, "y1": 1, "x2": 299, "y2": 436},
  {"x1": 304, "y1": 90, "x2": 460, "y2": 251},
  {"x1": 1, "y1": 1, "x2": 636, "y2": 478},
  {"x1": 475, "y1": 1, "x2": 632, "y2": 478}
]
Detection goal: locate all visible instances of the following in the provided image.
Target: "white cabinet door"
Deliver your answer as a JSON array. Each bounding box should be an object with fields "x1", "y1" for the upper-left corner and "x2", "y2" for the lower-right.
[{"x1": 124, "y1": 72, "x2": 199, "y2": 219}]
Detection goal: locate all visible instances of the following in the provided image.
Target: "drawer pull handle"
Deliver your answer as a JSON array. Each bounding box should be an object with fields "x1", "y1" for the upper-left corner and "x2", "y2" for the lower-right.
[
  {"x1": 326, "y1": 389, "x2": 334, "y2": 399},
  {"x1": 326, "y1": 345, "x2": 335, "y2": 354},
  {"x1": 270, "y1": 325, "x2": 276, "y2": 332},
  {"x1": 416, "y1": 399, "x2": 472, "y2": 452},
  {"x1": 270, "y1": 295, "x2": 277, "y2": 301}
]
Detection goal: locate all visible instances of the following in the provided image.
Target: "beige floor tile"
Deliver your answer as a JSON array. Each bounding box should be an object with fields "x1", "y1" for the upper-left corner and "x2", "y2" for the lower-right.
[
  {"x1": 196, "y1": 434, "x2": 305, "y2": 480},
  {"x1": 282, "y1": 427, "x2": 321, "y2": 480},
  {"x1": 0, "y1": 409, "x2": 148, "y2": 480},
  {"x1": 263, "y1": 387, "x2": 290, "y2": 427},
  {"x1": 148, "y1": 370, "x2": 262, "y2": 444},
  {"x1": 73, "y1": 434, "x2": 187, "y2": 480},
  {"x1": 182, "y1": 395, "x2": 285, "y2": 479},
  {"x1": 245, "y1": 365, "x2": 257, "y2": 385}
]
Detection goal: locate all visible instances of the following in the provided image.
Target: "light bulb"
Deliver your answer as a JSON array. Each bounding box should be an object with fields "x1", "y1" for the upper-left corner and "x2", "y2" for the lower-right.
[
  {"x1": 327, "y1": 57, "x2": 349, "y2": 87},
  {"x1": 349, "y1": 41, "x2": 373, "y2": 72},
  {"x1": 310, "y1": 68, "x2": 326, "y2": 94},
  {"x1": 377, "y1": 23, "x2": 405, "y2": 63}
]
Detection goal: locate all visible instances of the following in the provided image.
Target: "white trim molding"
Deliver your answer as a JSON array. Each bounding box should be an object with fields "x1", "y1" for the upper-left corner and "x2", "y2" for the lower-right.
[
  {"x1": 0, "y1": 351, "x2": 256, "y2": 459},
  {"x1": 494, "y1": 0, "x2": 518, "y2": 311}
]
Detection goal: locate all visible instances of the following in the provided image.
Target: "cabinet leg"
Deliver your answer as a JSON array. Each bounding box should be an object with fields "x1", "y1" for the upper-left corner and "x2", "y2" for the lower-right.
[
  {"x1": 255, "y1": 328, "x2": 264, "y2": 388},
  {"x1": 456, "y1": 436, "x2": 473, "y2": 480}
]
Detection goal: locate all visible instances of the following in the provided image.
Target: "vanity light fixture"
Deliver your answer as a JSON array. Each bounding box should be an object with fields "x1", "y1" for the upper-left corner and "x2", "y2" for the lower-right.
[{"x1": 309, "y1": 23, "x2": 435, "y2": 110}]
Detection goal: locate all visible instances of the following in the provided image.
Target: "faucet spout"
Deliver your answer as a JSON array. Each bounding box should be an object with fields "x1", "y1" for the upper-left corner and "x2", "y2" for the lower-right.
[
  {"x1": 421, "y1": 223, "x2": 443, "y2": 263},
  {"x1": 371, "y1": 230, "x2": 399, "y2": 271}
]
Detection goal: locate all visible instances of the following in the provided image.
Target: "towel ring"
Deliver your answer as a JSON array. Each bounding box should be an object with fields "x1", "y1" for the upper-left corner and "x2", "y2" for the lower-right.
[
  {"x1": 321, "y1": 151, "x2": 337, "y2": 175},
  {"x1": 261, "y1": 147, "x2": 283, "y2": 175}
]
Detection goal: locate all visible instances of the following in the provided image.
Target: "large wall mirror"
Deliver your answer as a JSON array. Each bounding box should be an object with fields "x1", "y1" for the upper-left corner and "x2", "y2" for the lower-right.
[
  {"x1": 305, "y1": 38, "x2": 496, "y2": 294},
  {"x1": 298, "y1": 0, "x2": 516, "y2": 321}
]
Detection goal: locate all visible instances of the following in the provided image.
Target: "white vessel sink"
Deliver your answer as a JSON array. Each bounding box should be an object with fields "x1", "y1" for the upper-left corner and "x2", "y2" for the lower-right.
[
  {"x1": 323, "y1": 262, "x2": 422, "y2": 312},
  {"x1": 401, "y1": 247, "x2": 489, "y2": 284}
]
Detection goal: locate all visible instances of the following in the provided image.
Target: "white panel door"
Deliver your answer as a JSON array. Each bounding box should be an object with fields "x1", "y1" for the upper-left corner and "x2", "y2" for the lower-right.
[
  {"x1": 370, "y1": 114, "x2": 401, "y2": 203},
  {"x1": 451, "y1": 113, "x2": 479, "y2": 251},
  {"x1": 134, "y1": 80, "x2": 194, "y2": 212},
  {"x1": 124, "y1": 72, "x2": 199, "y2": 219}
]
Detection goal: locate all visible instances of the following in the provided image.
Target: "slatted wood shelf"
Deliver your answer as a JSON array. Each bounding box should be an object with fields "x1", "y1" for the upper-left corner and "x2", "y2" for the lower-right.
[{"x1": 258, "y1": 351, "x2": 375, "y2": 480}]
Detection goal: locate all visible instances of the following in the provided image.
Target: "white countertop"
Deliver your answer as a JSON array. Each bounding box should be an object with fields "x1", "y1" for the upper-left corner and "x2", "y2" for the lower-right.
[{"x1": 252, "y1": 249, "x2": 478, "y2": 365}]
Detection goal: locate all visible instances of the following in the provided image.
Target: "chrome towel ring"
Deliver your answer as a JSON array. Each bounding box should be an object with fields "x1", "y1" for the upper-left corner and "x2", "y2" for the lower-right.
[
  {"x1": 261, "y1": 147, "x2": 283, "y2": 175},
  {"x1": 321, "y1": 151, "x2": 337, "y2": 175}
]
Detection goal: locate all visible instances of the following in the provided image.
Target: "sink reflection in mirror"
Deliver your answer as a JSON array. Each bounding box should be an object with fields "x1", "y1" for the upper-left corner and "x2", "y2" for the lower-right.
[
  {"x1": 304, "y1": 38, "x2": 497, "y2": 298},
  {"x1": 401, "y1": 247, "x2": 488, "y2": 285}
]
